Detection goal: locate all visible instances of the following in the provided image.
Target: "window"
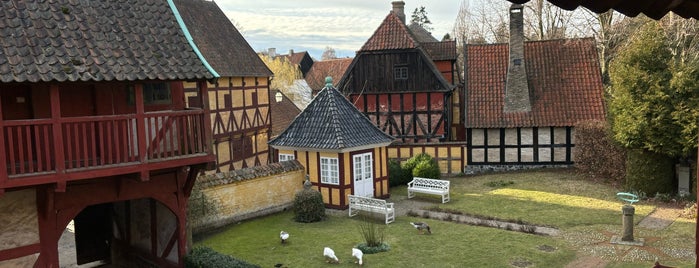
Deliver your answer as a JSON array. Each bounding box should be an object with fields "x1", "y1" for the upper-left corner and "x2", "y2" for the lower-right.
[
  {"x1": 127, "y1": 83, "x2": 172, "y2": 105},
  {"x1": 279, "y1": 154, "x2": 295, "y2": 162},
  {"x1": 320, "y1": 157, "x2": 339, "y2": 185},
  {"x1": 394, "y1": 66, "x2": 408, "y2": 80}
]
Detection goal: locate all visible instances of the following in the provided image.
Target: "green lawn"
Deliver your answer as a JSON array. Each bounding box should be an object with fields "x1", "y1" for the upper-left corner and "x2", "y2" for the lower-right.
[{"x1": 195, "y1": 168, "x2": 696, "y2": 267}]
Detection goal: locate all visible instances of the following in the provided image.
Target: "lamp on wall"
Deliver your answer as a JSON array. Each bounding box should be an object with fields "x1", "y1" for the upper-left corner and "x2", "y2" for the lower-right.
[{"x1": 275, "y1": 91, "x2": 283, "y2": 102}]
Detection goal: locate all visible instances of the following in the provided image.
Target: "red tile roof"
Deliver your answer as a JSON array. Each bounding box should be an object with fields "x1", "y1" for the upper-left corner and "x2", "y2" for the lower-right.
[
  {"x1": 360, "y1": 12, "x2": 418, "y2": 51},
  {"x1": 465, "y1": 38, "x2": 605, "y2": 128},
  {"x1": 305, "y1": 58, "x2": 353, "y2": 91},
  {"x1": 270, "y1": 90, "x2": 301, "y2": 137},
  {"x1": 422, "y1": 41, "x2": 457, "y2": 61}
]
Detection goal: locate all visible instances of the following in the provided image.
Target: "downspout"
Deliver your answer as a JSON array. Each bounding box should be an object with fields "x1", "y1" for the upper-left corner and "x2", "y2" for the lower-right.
[{"x1": 167, "y1": 0, "x2": 220, "y2": 78}]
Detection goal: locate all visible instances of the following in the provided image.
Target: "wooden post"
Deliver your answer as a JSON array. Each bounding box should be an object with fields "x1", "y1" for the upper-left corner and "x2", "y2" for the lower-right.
[
  {"x1": 198, "y1": 81, "x2": 212, "y2": 156},
  {"x1": 50, "y1": 85, "x2": 67, "y2": 192},
  {"x1": 134, "y1": 84, "x2": 149, "y2": 181},
  {"x1": 0, "y1": 91, "x2": 7, "y2": 193}
]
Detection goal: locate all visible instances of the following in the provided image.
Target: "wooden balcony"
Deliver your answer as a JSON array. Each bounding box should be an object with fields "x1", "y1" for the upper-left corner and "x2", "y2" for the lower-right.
[{"x1": 0, "y1": 108, "x2": 214, "y2": 191}]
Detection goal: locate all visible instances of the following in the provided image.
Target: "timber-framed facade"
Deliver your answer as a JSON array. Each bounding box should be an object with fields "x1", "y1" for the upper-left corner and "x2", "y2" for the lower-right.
[
  {"x1": 177, "y1": 0, "x2": 274, "y2": 173},
  {"x1": 337, "y1": 2, "x2": 459, "y2": 143}
]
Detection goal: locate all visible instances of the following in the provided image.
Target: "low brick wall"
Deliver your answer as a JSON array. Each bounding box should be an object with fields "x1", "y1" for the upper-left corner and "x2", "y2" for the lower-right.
[{"x1": 190, "y1": 160, "x2": 305, "y2": 234}]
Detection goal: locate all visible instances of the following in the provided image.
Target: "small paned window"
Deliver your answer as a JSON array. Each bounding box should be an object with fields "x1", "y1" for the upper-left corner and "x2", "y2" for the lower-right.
[
  {"x1": 128, "y1": 83, "x2": 172, "y2": 105},
  {"x1": 279, "y1": 154, "x2": 295, "y2": 162},
  {"x1": 320, "y1": 157, "x2": 339, "y2": 185},
  {"x1": 394, "y1": 66, "x2": 408, "y2": 80}
]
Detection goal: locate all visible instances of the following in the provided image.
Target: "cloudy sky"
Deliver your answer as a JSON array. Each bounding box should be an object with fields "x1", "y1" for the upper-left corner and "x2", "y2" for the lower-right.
[{"x1": 215, "y1": 0, "x2": 465, "y2": 59}]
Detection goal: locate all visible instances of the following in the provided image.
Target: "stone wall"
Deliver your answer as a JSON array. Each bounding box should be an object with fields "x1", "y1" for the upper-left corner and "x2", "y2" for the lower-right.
[{"x1": 190, "y1": 160, "x2": 305, "y2": 234}]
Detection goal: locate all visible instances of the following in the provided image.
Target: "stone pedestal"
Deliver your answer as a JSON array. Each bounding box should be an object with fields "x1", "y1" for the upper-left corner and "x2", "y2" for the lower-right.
[
  {"x1": 610, "y1": 204, "x2": 644, "y2": 246},
  {"x1": 622, "y1": 205, "x2": 635, "y2": 241}
]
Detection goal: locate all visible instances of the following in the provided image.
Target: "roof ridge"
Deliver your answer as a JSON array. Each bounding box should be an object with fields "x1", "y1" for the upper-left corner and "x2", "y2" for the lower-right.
[{"x1": 359, "y1": 11, "x2": 417, "y2": 51}]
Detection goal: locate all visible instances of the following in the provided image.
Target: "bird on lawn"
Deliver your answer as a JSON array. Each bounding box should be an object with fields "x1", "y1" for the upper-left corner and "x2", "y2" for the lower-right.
[
  {"x1": 323, "y1": 247, "x2": 339, "y2": 264},
  {"x1": 351, "y1": 247, "x2": 363, "y2": 266},
  {"x1": 280, "y1": 231, "x2": 289, "y2": 244},
  {"x1": 410, "y1": 222, "x2": 432, "y2": 234}
]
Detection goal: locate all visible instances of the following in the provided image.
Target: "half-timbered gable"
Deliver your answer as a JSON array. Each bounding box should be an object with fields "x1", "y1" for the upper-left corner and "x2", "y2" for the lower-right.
[
  {"x1": 176, "y1": 0, "x2": 274, "y2": 172},
  {"x1": 465, "y1": 5, "x2": 605, "y2": 168},
  {"x1": 269, "y1": 78, "x2": 394, "y2": 209},
  {"x1": 0, "y1": 1, "x2": 215, "y2": 267},
  {"x1": 337, "y1": 1, "x2": 458, "y2": 143}
]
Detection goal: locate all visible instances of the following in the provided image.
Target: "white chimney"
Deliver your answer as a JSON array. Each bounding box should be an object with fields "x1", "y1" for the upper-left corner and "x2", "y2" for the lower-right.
[
  {"x1": 268, "y1": 48, "x2": 276, "y2": 58},
  {"x1": 392, "y1": 1, "x2": 405, "y2": 23}
]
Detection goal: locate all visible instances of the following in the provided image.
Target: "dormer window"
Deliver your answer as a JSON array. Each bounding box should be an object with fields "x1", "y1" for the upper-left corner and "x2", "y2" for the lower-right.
[{"x1": 394, "y1": 66, "x2": 408, "y2": 80}]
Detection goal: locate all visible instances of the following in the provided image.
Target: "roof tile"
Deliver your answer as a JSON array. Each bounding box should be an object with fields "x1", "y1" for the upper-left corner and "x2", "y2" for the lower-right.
[
  {"x1": 174, "y1": 0, "x2": 272, "y2": 78},
  {"x1": 269, "y1": 83, "x2": 394, "y2": 151},
  {"x1": 465, "y1": 38, "x2": 605, "y2": 128},
  {"x1": 0, "y1": 0, "x2": 212, "y2": 83},
  {"x1": 360, "y1": 12, "x2": 418, "y2": 51}
]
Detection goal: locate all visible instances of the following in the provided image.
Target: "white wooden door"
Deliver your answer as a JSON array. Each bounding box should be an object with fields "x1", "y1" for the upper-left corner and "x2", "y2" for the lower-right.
[{"x1": 353, "y1": 153, "x2": 374, "y2": 197}]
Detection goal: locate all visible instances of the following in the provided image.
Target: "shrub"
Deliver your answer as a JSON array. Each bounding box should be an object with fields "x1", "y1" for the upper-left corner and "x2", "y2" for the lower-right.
[
  {"x1": 401, "y1": 153, "x2": 441, "y2": 179},
  {"x1": 625, "y1": 149, "x2": 674, "y2": 195},
  {"x1": 388, "y1": 159, "x2": 411, "y2": 187},
  {"x1": 293, "y1": 186, "x2": 326, "y2": 223},
  {"x1": 184, "y1": 246, "x2": 259, "y2": 268},
  {"x1": 412, "y1": 159, "x2": 441, "y2": 179},
  {"x1": 573, "y1": 120, "x2": 626, "y2": 185}
]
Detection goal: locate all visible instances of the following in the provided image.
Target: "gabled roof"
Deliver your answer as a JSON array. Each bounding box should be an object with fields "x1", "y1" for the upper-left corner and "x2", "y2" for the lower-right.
[
  {"x1": 268, "y1": 81, "x2": 394, "y2": 152},
  {"x1": 270, "y1": 90, "x2": 301, "y2": 137},
  {"x1": 465, "y1": 38, "x2": 605, "y2": 128},
  {"x1": 305, "y1": 58, "x2": 353, "y2": 91},
  {"x1": 175, "y1": 0, "x2": 271, "y2": 77},
  {"x1": 360, "y1": 12, "x2": 418, "y2": 51},
  {"x1": 277, "y1": 51, "x2": 312, "y2": 66},
  {"x1": 0, "y1": 0, "x2": 212, "y2": 83},
  {"x1": 408, "y1": 23, "x2": 438, "y2": 43},
  {"x1": 422, "y1": 41, "x2": 458, "y2": 61}
]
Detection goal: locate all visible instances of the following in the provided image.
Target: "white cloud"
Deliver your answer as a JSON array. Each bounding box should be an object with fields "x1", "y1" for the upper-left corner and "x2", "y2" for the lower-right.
[{"x1": 218, "y1": 0, "x2": 461, "y2": 59}]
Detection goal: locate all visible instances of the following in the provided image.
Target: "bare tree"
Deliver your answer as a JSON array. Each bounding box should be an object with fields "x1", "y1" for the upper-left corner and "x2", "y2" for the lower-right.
[
  {"x1": 321, "y1": 46, "x2": 337, "y2": 61},
  {"x1": 659, "y1": 13, "x2": 699, "y2": 66}
]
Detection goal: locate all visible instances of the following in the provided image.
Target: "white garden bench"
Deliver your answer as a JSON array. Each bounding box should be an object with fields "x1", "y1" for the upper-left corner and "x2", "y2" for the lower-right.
[
  {"x1": 407, "y1": 177, "x2": 450, "y2": 203},
  {"x1": 348, "y1": 195, "x2": 395, "y2": 224}
]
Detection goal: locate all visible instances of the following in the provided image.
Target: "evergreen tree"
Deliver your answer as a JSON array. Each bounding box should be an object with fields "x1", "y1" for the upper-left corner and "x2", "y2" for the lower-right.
[
  {"x1": 411, "y1": 6, "x2": 433, "y2": 32},
  {"x1": 609, "y1": 21, "x2": 699, "y2": 157}
]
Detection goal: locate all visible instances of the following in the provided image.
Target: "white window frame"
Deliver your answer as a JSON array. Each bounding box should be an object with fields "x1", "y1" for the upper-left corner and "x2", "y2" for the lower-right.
[
  {"x1": 320, "y1": 157, "x2": 339, "y2": 185},
  {"x1": 279, "y1": 153, "x2": 295, "y2": 162}
]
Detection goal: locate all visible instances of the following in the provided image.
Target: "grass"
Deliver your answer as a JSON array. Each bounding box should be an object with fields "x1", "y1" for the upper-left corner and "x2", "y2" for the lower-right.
[
  {"x1": 402, "y1": 169, "x2": 655, "y2": 228},
  {"x1": 196, "y1": 168, "x2": 696, "y2": 267},
  {"x1": 197, "y1": 212, "x2": 575, "y2": 267}
]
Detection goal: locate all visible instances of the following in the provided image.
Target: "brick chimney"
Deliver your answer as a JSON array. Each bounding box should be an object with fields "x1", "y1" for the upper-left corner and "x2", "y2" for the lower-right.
[
  {"x1": 504, "y1": 4, "x2": 531, "y2": 113},
  {"x1": 392, "y1": 1, "x2": 406, "y2": 24}
]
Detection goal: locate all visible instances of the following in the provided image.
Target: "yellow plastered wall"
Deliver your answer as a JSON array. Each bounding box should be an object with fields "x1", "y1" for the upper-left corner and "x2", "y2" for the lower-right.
[{"x1": 198, "y1": 167, "x2": 304, "y2": 232}]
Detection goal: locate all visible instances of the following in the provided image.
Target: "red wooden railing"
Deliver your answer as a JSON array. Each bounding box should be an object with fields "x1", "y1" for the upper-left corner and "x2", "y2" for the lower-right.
[{"x1": 2, "y1": 109, "x2": 207, "y2": 178}]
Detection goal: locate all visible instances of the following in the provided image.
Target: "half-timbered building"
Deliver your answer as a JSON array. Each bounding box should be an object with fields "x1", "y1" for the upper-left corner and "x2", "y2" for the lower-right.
[
  {"x1": 269, "y1": 78, "x2": 394, "y2": 208},
  {"x1": 464, "y1": 4, "x2": 605, "y2": 168},
  {"x1": 177, "y1": 0, "x2": 274, "y2": 172},
  {"x1": 0, "y1": 1, "x2": 215, "y2": 267},
  {"x1": 337, "y1": 1, "x2": 460, "y2": 143}
]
